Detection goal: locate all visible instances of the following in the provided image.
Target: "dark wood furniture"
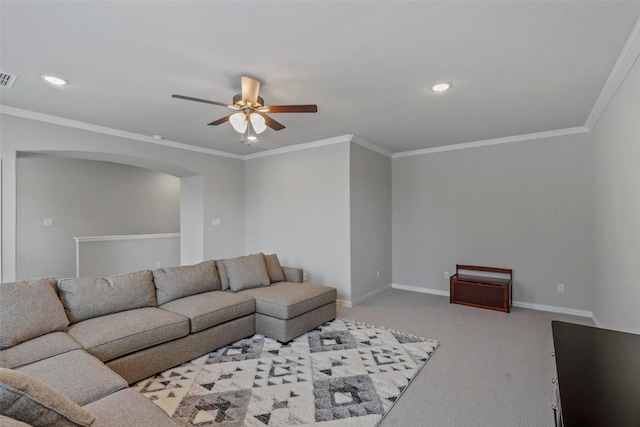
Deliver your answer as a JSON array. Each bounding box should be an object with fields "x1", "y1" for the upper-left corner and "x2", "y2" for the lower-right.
[
  {"x1": 551, "y1": 321, "x2": 640, "y2": 427},
  {"x1": 449, "y1": 264, "x2": 512, "y2": 313}
]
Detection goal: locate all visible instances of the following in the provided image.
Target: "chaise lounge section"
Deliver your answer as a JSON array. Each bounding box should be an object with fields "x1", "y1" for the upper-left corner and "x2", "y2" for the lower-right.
[{"x1": 0, "y1": 253, "x2": 337, "y2": 426}]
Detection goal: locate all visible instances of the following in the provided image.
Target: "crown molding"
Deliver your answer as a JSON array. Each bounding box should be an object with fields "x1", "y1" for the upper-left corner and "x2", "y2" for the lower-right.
[
  {"x1": 0, "y1": 106, "x2": 244, "y2": 160},
  {"x1": 1, "y1": 104, "x2": 592, "y2": 161},
  {"x1": 0, "y1": 106, "x2": 355, "y2": 161},
  {"x1": 392, "y1": 126, "x2": 590, "y2": 158},
  {"x1": 245, "y1": 135, "x2": 392, "y2": 160},
  {"x1": 585, "y1": 17, "x2": 640, "y2": 130},
  {"x1": 351, "y1": 136, "x2": 393, "y2": 158},
  {"x1": 244, "y1": 134, "x2": 354, "y2": 160}
]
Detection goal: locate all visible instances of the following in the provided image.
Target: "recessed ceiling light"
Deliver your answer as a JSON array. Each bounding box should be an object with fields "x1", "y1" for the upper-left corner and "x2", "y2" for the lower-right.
[
  {"x1": 430, "y1": 82, "x2": 452, "y2": 92},
  {"x1": 41, "y1": 75, "x2": 68, "y2": 86}
]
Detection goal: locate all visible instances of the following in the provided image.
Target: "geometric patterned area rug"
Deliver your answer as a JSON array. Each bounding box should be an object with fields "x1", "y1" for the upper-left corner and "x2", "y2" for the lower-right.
[{"x1": 132, "y1": 318, "x2": 439, "y2": 426}]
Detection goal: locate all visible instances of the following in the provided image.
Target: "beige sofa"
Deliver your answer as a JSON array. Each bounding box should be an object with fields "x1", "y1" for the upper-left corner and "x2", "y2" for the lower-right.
[{"x1": 0, "y1": 253, "x2": 336, "y2": 426}]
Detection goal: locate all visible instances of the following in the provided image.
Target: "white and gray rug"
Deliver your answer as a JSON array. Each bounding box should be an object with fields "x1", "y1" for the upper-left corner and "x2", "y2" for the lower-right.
[{"x1": 133, "y1": 318, "x2": 439, "y2": 426}]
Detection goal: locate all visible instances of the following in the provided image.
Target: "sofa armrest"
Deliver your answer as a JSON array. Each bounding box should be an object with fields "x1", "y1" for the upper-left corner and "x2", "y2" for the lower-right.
[{"x1": 282, "y1": 267, "x2": 303, "y2": 283}]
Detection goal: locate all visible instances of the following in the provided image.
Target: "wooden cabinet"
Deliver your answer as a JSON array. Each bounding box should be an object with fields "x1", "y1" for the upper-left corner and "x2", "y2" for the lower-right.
[{"x1": 449, "y1": 264, "x2": 512, "y2": 313}]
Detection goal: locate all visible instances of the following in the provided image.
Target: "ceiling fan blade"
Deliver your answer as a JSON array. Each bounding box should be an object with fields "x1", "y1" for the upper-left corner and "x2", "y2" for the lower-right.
[
  {"x1": 259, "y1": 105, "x2": 318, "y2": 113},
  {"x1": 172, "y1": 94, "x2": 231, "y2": 108},
  {"x1": 257, "y1": 113, "x2": 285, "y2": 131},
  {"x1": 207, "y1": 115, "x2": 231, "y2": 126},
  {"x1": 241, "y1": 76, "x2": 261, "y2": 105}
]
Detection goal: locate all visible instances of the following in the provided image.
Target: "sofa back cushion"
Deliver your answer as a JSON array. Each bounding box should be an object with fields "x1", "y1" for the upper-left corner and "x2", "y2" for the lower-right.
[
  {"x1": 57, "y1": 270, "x2": 156, "y2": 324},
  {"x1": 216, "y1": 260, "x2": 230, "y2": 291},
  {"x1": 224, "y1": 253, "x2": 271, "y2": 292},
  {"x1": 264, "y1": 254, "x2": 286, "y2": 283},
  {"x1": 0, "y1": 279, "x2": 69, "y2": 350},
  {"x1": 153, "y1": 260, "x2": 221, "y2": 306}
]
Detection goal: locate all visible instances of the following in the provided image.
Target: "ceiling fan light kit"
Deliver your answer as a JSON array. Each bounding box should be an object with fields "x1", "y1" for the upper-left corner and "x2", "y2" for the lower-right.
[
  {"x1": 249, "y1": 113, "x2": 267, "y2": 134},
  {"x1": 172, "y1": 76, "x2": 317, "y2": 146},
  {"x1": 229, "y1": 112, "x2": 248, "y2": 133},
  {"x1": 242, "y1": 121, "x2": 259, "y2": 144}
]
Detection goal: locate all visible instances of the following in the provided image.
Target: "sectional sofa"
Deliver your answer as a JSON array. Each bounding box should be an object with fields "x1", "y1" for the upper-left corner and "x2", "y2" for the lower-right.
[{"x1": 0, "y1": 253, "x2": 337, "y2": 426}]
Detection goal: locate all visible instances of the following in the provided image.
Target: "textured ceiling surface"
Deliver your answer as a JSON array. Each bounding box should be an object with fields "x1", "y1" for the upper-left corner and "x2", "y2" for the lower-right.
[{"x1": 1, "y1": 1, "x2": 639, "y2": 155}]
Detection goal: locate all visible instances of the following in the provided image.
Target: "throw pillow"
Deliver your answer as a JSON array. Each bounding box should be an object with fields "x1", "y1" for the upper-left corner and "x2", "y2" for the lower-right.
[
  {"x1": 0, "y1": 279, "x2": 69, "y2": 350},
  {"x1": 224, "y1": 253, "x2": 271, "y2": 292},
  {"x1": 0, "y1": 368, "x2": 95, "y2": 427},
  {"x1": 264, "y1": 254, "x2": 286, "y2": 283},
  {"x1": 153, "y1": 260, "x2": 221, "y2": 305}
]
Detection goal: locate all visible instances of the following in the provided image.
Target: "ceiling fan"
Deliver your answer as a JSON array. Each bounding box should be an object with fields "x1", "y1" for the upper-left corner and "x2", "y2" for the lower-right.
[{"x1": 172, "y1": 76, "x2": 317, "y2": 143}]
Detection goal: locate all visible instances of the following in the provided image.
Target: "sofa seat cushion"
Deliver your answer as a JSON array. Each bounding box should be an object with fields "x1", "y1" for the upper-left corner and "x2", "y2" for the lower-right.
[
  {"x1": 0, "y1": 367, "x2": 96, "y2": 427},
  {"x1": 66, "y1": 308, "x2": 189, "y2": 362},
  {"x1": 0, "y1": 332, "x2": 81, "y2": 369},
  {"x1": 239, "y1": 282, "x2": 337, "y2": 320},
  {"x1": 0, "y1": 278, "x2": 69, "y2": 350},
  {"x1": 16, "y1": 349, "x2": 127, "y2": 407},
  {"x1": 160, "y1": 291, "x2": 255, "y2": 333},
  {"x1": 83, "y1": 388, "x2": 179, "y2": 427}
]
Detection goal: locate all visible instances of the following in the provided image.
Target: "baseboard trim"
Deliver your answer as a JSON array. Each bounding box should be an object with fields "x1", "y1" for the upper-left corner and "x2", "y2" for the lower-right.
[
  {"x1": 511, "y1": 301, "x2": 593, "y2": 319},
  {"x1": 391, "y1": 283, "x2": 593, "y2": 318},
  {"x1": 337, "y1": 284, "x2": 393, "y2": 308},
  {"x1": 591, "y1": 312, "x2": 602, "y2": 327},
  {"x1": 392, "y1": 283, "x2": 449, "y2": 297}
]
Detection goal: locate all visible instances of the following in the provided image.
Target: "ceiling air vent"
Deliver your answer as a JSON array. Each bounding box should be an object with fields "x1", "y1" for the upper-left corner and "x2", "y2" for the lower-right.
[{"x1": 0, "y1": 72, "x2": 18, "y2": 88}]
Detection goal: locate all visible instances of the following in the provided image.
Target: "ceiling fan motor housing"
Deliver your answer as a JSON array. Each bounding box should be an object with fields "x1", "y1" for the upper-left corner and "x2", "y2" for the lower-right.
[{"x1": 233, "y1": 93, "x2": 264, "y2": 107}]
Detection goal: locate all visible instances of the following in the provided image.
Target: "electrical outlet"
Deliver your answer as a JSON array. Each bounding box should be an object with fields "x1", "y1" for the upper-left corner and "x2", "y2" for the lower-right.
[
  {"x1": 557, "y1": 283, "x2": 565, "y2": 293},
  {"x1": 43, "y1": 219, "x2": 53, "y2": 227},
  {"x1": 444, "y1": 271, "x2": 450, "y2": 279}
]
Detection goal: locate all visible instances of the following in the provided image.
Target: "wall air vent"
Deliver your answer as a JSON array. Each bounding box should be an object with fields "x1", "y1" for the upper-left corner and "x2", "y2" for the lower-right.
[{"x1": 0, "y1": 72, "x2": 18, "y2": 88}]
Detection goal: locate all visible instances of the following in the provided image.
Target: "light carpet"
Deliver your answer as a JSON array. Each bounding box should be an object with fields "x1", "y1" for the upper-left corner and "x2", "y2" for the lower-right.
[{"x1": 133, "y1": 318, "x2": 439, "y2": 426}]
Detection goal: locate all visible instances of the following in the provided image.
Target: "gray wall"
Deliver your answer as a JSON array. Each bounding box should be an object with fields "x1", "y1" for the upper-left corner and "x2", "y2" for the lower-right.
[
  {"x1": 392, "y1": 132, "x2": 596, "y2": 312},
  {"x1": 16, "y1": 156, "x2": 180, "y2": 279},
  {"x1": 350, "y1": 142, "x2": 392, "y2": 303},
  {"x1": 2, "y1": 114, "x2": 245, "y2": 282},
  {"x1": 76, "y1": 235, "x2": 180, "y2": 277},
  {"x1": 245, "y1": 141, "x2": 351, "y2": 301},
  {"x1": 7, "y1": 72, "x2": 639, "y2": 328},
  {"x1": 592, "y1": 55, "x2": 640, "y2": 333}
]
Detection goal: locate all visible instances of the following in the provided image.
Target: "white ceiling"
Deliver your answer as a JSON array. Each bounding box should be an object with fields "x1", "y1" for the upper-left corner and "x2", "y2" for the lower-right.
[{"x1": 1, "y1": 1, "x2": 639, "y2": 156}]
